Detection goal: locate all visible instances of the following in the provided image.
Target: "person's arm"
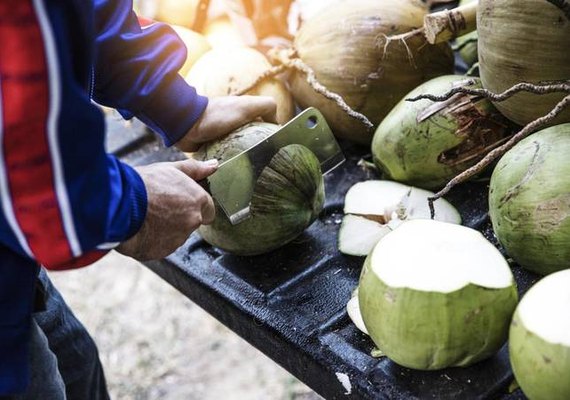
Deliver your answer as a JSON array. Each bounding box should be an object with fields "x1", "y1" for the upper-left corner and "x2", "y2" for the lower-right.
[
  {"x1": 0, "y1": 1, "x2": 217, "y2": 270},
  {"x1": 92, "y1": 0, "x2": 208, "y2": 147},
  {"x1": 92, "y1": 0, "x2": 277, "y2": 151}
]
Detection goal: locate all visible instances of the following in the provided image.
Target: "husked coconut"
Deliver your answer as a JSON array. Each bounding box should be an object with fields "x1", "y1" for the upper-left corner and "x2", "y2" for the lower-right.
[
  {"x1": 359, "y1": 220, "x2": 518, "y2": 370},
  {"x1": 510, "y1": 270, "x2": 570, "y2": 400}
]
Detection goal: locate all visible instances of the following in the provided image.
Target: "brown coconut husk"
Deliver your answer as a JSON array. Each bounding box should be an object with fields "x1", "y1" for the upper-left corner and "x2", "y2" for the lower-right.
[{"x1": 237, "y1": 0, "x2": 455, "y2": 144}]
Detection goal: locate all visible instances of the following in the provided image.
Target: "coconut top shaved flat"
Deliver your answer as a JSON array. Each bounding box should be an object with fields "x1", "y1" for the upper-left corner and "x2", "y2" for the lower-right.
[
  {"x1": 371, "y1": 220, "x2": 513, "y2": 292},
  {"x1": 344, "y1": 180, "x2": 460, "y2": 222},
  {"x1": 344, "y1": 181, "x2": 410, "y2": 216},
  {"x1": 518, "y1": 270, "x2": 570, "y2": 347}
]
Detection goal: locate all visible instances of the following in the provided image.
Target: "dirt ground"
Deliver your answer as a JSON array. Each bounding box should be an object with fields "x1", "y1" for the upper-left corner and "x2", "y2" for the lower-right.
[{"x1": 49, "y1": 252, "x2": 322, "y2": 400}]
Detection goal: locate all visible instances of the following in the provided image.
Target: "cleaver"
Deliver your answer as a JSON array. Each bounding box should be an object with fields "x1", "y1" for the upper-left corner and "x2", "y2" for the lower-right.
[{"x1": 205, "y1": 107, "x2": 345, "y2": 225}]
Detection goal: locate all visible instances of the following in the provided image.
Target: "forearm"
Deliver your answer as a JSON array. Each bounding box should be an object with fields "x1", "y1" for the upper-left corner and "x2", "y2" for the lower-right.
[
  {"x1": 0, "y1": 0, "x2": 148, "y2": 270},
  {"x1": 92, "y1": 0, "x2": 208, "y2": 146}
]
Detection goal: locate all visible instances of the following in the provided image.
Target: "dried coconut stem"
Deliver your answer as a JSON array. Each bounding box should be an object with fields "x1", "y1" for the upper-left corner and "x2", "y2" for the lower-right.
[
  {"x1": 290, "y1": 58, "x2": 375, "y2": 130},
  {"x1": 381, "y1": 28, "x2": 425, "y2": 69},
  {"x1": 235, "y1": 48, "x2": 374, "y2": 131},
  {"x1": 428, "y1": 93, "x2": 570, "y2": 218},
  {"x1": 424, "y1": 1, "x2": 478, "y2": 44},
  {"x1": 408, "y1": 81, "x2": 570, "y2": 103},
  {"x1": 233, "y1": 65, "x2": 288, "y2": 95}
]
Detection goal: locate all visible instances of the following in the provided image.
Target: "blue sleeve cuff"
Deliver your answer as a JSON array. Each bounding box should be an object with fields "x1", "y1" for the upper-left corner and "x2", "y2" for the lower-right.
[
  {"x1": 120, "y1": 162, "x2": 148, "y2": 240},
  {"x1": 136, "y1": 74, "x2": 209, "y2": 147}
]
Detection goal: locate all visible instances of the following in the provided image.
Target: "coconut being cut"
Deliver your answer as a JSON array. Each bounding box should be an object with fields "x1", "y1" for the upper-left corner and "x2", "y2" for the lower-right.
[
  {"x1": 509, "y1": 270, "x2": 570, "y2": 400},
  {"x1": 194, "y1": 122, "x2": 325, "y2": 256},
  {"x1": 338, "y1": 180, "x2": 460, "y2": 257},
  {"x1": 358, "y1": 219, "x2": 518, "y2": 370}
]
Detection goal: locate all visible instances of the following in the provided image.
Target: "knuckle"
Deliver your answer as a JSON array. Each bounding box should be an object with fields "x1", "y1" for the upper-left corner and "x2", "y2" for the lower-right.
[
  {"x1": 188, "y1": 213, "x2": 203, "y2": 230},
  {"x1": 197, "y1": 191, "x2": 210, "y2": 204}
]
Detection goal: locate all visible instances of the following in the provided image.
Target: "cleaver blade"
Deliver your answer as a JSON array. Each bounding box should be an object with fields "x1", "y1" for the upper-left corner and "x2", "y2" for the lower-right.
[{"x1": 207, "y1": 107, "x2": 345, "y2": 225}]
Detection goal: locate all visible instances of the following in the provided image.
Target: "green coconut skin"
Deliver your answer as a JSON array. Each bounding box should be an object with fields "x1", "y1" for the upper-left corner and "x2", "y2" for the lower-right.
[
  {"x1": 456, "y1": 0, "x2": 478, "y2": 66},
  {"x1": 509, "y1": 311, "x2": 570, "y2": 400},
  {"x1": 372, "y1": 75, "x2": 513, "y2": 190},
  {"x1": 290, "y1": 0, "x2": 454, "y2": 144},
  {"x1": 478, "y1": 0, "x2": 570, "y2": 126},
  {"x1": 358, "y1": 256, "x2": 518, "y2": 370},
  {"x1": 489, "y1": 124, "x2": 570, "y2": 275},
  {"x1": 195, "y1": 123, "x2": 325, "y2": 256},
  {"x1": 457, "y1": 31, "x2": 477, "y2": 67}
]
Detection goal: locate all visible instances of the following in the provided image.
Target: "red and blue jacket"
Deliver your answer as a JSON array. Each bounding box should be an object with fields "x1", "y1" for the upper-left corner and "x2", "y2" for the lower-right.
[{"x1": 0, "y1": 0, "x2": 207, "y2": 394}]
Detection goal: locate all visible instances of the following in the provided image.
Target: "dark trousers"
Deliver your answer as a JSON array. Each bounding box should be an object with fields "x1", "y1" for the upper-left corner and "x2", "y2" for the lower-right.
[{"x1": 4, "y1": 269, "x2": 110, "y2": 400}]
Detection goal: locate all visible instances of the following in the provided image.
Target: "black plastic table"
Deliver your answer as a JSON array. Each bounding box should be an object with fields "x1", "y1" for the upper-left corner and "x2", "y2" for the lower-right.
[{"x1": 106, "y1": 111, "x2": 538, "y2": 400}]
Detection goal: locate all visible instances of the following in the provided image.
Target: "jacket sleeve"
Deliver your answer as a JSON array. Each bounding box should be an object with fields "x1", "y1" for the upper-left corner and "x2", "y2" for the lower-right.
[
  {"x1": 92, "y1": 0, "x2": 209, "y2": 146},
  {"x1": 0, "y1": 1, "x2": 147, "y2": 270}
]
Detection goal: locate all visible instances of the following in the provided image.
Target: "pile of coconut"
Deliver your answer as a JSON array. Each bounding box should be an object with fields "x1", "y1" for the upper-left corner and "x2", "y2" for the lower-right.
[{"x1": 135, "y1": 1, "x2": 569, "y2": 398}]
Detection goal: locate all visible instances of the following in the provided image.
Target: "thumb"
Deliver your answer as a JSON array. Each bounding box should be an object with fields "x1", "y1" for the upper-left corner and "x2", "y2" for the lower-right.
[{"x1": 173, "y1": 158, "x2": 219, "y2": 180}]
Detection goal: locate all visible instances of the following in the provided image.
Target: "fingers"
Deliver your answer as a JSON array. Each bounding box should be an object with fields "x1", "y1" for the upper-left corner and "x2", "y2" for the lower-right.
[
  {"x1": 174, "y1": 95, "x2": 279, "y2": 153},
  {"x1": 174, "y1": 161, "x2": 217, "y2": 224},
  {"x1": 125, "y1": 163, "x2": 219, "y2": 260},
  {"x1": 200, "y1": 190, "x2": 216, "y2": 225},
  {"x1": 173, "y1": 158, "x2": 219, "y2": 180}
]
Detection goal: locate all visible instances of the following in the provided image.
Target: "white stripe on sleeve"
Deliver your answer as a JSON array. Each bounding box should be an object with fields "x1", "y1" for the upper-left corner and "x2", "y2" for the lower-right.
[{"x1": 33, "y1": 0, "x2": 82, "y2": 258}]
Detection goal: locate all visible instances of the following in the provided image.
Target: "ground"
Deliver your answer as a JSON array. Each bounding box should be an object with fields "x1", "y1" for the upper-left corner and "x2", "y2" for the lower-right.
[{"x1": 49, "y1": 252, "x2": 321, "y2": 400}]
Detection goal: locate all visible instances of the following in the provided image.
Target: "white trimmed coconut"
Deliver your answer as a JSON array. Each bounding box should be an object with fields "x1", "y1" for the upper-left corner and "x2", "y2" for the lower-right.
[
  {"x1": 338, "y1": 180, "x2": 460, "y2": 256},
  {"x1": 346, "y1": 288, "x2": 368, "y2": 335},
  {"x1": 358, "y1": 219, "x2": 518, "y2": 370},
  {"x1": 509, "y1": 270, "x2": 570, "y2": 400}
]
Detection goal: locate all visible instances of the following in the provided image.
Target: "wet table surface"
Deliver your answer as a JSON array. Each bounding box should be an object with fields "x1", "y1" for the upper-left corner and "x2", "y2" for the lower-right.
[{"x1": 106, "y1": 109, "x2": 538, "y2": 400}]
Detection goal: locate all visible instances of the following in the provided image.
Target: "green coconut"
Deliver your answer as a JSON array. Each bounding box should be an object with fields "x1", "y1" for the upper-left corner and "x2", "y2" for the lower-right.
[
  {"x1": 455, "y1": 0, "x2": 478, "y2": 67},
  {"x1": 359, "y1": 219, "x2": 518, "y2": 370},
  {"x1": 509, "y1": 270, "x2": 570, "y2": 400},
  {"x1": 489, "y1": 123, "x2": 570, "y2": 275},
  {"x1": 478, "y1": 0, "x2": 570, "y2": 126},
  {"x1": 287, "y1": 0, "x2": 454, "y2": 144},
  {"x1": 372, "y1": 75, "x2": 513, "y2": 190},
  {"x1": 456, "y1": 30, "x2": 478, "y2": 67},
  {"x1": 194, "y1": 122, "x2": 325, "y2": 256}
]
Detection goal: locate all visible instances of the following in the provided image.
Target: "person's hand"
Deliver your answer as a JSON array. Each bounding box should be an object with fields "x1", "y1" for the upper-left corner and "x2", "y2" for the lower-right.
[
  {"x1": 117, "y1": 158, "x2": 218, "y2": 261},
  {"x1": 176, "y1": 95, "x2": 277, "y2": 152}
]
